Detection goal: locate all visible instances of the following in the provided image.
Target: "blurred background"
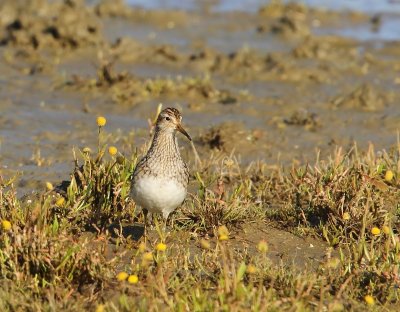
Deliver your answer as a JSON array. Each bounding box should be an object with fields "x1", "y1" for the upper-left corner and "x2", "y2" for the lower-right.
[{"x1": 0, "y1": 0, "x2": 399, "y2": 194}]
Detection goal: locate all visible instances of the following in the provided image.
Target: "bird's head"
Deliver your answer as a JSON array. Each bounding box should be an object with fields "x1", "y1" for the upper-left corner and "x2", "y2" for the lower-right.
[{"x1": 156, "y1": 107, "x2": 191, "y2": 141}]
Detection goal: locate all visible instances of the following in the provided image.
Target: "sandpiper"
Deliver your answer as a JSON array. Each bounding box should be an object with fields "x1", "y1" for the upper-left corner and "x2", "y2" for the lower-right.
[{"x1": 130, "y1": 107, "x2": 191, "y2": 225}]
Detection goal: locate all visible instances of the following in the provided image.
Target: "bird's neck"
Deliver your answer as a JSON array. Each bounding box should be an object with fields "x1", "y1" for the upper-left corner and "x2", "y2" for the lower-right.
[{"x1": 148, "y1": 128, "x2": 180, "y2": 158}]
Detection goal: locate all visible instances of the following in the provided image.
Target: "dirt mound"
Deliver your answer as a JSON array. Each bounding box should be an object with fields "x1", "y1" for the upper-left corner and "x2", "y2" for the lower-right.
[
  {"x1": 284, "y1": 109, "x2": 321, "y2": 131},
  {"x1": 293, "y1": 36, "x2": 357, "y2": 61},
  {"x1": 331, "y1": 83, "x2": 388, "y2": 111},
  {"x1": 0, "y1": 0, "x2": 102, "y2": 49},
  {"x1": 198, "y1": 122, "x2": 262, "y2": 152}
]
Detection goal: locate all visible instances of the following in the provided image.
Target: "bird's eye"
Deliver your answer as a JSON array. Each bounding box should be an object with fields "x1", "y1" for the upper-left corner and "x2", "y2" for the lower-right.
[{"x1": 165, "y1": 116, "x2": 171, "y2": 121}]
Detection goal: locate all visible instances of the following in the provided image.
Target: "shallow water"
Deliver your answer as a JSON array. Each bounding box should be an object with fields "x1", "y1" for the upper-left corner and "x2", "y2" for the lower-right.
[
  {"x1": 127, "y1": 0, "x2": 400, "y2": 41},
  {"x1": 127, "y1": 0, "x2": 400, "y2": 13},
  {"x1": 0, "y1": 0, "x2": 400, "y2": 196}
]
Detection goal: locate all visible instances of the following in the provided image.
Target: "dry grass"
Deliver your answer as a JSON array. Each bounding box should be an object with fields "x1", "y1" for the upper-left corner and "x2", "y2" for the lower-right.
[{"x1": 0, "y1": 118, "x2": 399, "y2": 311}]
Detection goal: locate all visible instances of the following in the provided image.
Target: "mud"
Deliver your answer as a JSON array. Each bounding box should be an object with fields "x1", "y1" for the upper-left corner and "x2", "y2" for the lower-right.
[
  {"x1": 83, "y1": 221, "x2": 331, "y2": 271},
  {"x1": 0, "y1": 0, "x2": 102, "y2": 49},
  {"x1": 0, "y1": 0, "x2": 398, "y2": 181}
]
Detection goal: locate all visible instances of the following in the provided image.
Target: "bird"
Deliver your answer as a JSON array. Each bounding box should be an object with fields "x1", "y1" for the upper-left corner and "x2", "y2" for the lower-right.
[{"x1": 130, "y1": 107, "x2": 191, "y2": 227}]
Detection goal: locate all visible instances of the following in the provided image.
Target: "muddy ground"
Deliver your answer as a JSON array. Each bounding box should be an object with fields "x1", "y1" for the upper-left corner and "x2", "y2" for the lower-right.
[{"x1": 0, "y1": 0, "x2": 400, "y2": 270}]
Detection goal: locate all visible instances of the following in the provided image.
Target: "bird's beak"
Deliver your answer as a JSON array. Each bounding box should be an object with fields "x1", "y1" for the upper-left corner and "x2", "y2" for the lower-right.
[{"x1": 177, "y1": 123, "x2": 192, "y2": 141}]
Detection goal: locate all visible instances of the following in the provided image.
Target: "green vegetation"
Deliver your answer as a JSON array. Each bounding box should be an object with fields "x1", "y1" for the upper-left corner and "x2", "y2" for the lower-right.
[{"x1": 0, "y1": 117, "x2": 399, "y2": 311}]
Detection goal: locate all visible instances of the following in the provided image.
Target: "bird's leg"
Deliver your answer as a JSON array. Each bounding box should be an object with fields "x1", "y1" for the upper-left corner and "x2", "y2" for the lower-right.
[
  {"x1": 143, "y1": 208, "x2": 149, "y2": 238},
  {"x1": 143, "y1": 208, "x2": 149, "y2": 225},
  {"x1": 163, "y1": 216, "x2": 168, "y2": 233}
]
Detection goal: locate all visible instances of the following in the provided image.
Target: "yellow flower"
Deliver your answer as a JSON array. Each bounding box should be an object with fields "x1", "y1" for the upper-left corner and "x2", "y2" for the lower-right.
[
  {"x1": 218, "y1": 234, "x2": 229, "y2": 241},
  {"x1": 257, "y1": 240, "x2": 268, "y2": 253},
  {"x1": 327, "y1": 257, "x2": 340, "y2": 269},
  {"x1": 246, "y1": 264, "x2": 257, "y2": 274},
  {"x1": 382, "y1": 226, "x2": 391, "y2": 235},
  {"x1": 364, "y1": 295, "x2": 375, "y2": 305},
  {"x1": 138, "y1": 242, "x2": 146, "y2": 253},
  {"x1": 217, "y1": 225, "x2": 229, "y2": 240},
  {"x1": 342, "y1": 212, "x2": 350, "y2": 220},
  {"x1": 128, "y1": 274, "x2": 139, "y2": 284},
  {"x1": 371, "y1": 227, "x2": 381, "y2": 236},
  {"x1": 116, "y1": 271, "x2": 128, "y2": 281},
  {"x1": 108, "y1": 146, "x2": 117, "y2": 156},
  {"x1": 1, "y1": 220, "x2": 12, "y2": 231},
  {"x1": 97, "y1": 116, "x2": 107, "y2": 127},
  {"x1": 330, "y1": 301, "x2": 344, "y2": 312},
  {"x1": 82, "y1": 147, "x2": 92, "y2": 154},
  {"x1": 55, "y1": 197, "x2": 65, "y2": 207},
  {"x1": 141, "y1": 252, "x2": 153, "y2": 267},
  {"x1": 95, "y1": 304, "x2": 105, "y2": 312},
  {"x1": 385, "y1": 170, "x2": 394, "y2": 182},
  {"x1": 46, "y1": 182, "x2": 54, "y2": 191},
  {"x1": 142, "y1": 252, "x2": 153, "y2": 261},
  {"x1": 200, "y1": 239, "x2": 211, "y2": 249},
  {"x1": 224, "y1": 158, "x2": 234, "y2": 167},
  {"x1": 156, "y1": 242, "x2": 167, "y2": 252}
]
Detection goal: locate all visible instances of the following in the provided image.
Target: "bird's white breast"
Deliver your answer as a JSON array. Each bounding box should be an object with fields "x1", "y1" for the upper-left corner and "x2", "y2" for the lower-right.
[{"x1": 131, "y1": 176, "x2": 187, "y2": 218}]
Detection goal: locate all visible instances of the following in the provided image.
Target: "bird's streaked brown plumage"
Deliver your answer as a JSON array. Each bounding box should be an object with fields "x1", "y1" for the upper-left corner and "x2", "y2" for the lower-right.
[{"x1": 130, "y1": 107, "x2": 191, "y2": 219}]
